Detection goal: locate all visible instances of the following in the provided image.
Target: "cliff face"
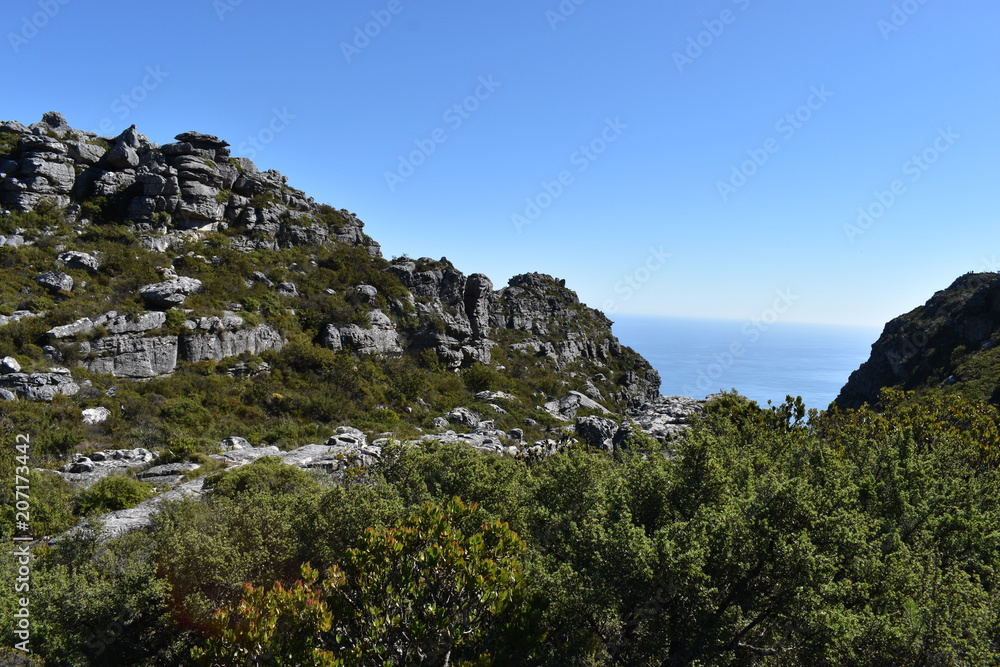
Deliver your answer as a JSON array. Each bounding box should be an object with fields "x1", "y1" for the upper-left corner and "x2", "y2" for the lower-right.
[
  {"x1": 836, "y1": 273, "x2": 1000, "y2": 409},
  {"x1": 0, "y1": 113, "x2": 659, "y2": 411}
]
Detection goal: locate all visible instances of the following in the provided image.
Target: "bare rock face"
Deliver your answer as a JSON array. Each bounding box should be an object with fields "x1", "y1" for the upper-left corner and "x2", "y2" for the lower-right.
[
  {"x1": 0, "y1": 368, "x2": 80, "y2": 401},
  {"x1": 575, "y1": 415, "x2": 619, "y2": 451},
  {"x1": 82, "y1": 335, "x2": 180, "y2": 378},
  {"x1": 36, "y1": 271, "x2": 73, "y2": 293},
  {"x1": 140, "y1": 276, "x2": 203, "y2": 308},
  {"x1": 325, "y1": 310, "x2": 403, "y2": 356},
  {"x1": 836, "y1": 272, "x2": 1000, "y2": 409}
]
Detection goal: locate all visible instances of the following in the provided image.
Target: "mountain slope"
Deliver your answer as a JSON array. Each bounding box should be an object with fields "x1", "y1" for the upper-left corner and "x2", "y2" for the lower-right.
[
  {"x1": 0, "y1": 112, "x2": 660, "y2": 461},
  {"x1": 836, "y1": 272, "x2": 1000, "y2": 409}
]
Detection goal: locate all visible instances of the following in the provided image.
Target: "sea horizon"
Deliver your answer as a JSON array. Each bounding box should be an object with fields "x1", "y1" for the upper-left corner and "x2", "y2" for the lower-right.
[{"x1": 610, "y1": 314, "x2": 883, "y2": 411}]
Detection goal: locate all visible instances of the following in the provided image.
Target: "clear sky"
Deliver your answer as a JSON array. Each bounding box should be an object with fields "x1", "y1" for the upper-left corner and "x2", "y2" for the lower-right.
[{"x1": 4, "y1": 0, "x2": 998, "y2": 327}]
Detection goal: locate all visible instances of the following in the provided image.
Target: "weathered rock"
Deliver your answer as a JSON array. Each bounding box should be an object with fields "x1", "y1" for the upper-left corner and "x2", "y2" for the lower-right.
[
  {"x1": 48, "y1": 317, "x2": 95, "y2": 339},
  {"x1": 447, "y1": 407, "x2": 481, "y2": 428},
  {"x1": 36, "y1": 271, "x2": 73, "y2": 293},
  {"x1": 137, "y1": 462, "x2": 200, "y2": 479},
  {"x1": 544, "y1": 391, "x2": 611, "y2": 421},
  {"x1": 220, "y1": 436, "x2": 251, "y2": 451},
  {"x1": 181, "y1": 323, "x2": 284, "y2": 362},
  {"x1": 1, "y1": 356, "x2": 21, "y2": 374},
  {"x1": 106, "y1": 143, "x2": 140, "y2": 170},
  {"x1": 82, "y1": 335, "x2": 179, "y2": 378},
  {"x1": 575, "y1": 415, "x2": 619, "y2": 452},
  {"x1": 628, "y1": 395, "x2": 707, "y2": 442},
  {"x1": 0, "y1": 371, "x2": 79, "y2": 401},
  {"x1": 82, "y1": 407, "x2": 111, "y2": 424},
  {"x1": 336, "y1": 310, "x2": 403, "y2": 356},
  {"x1": 58, "y1": 250, "x2": 99, "y2": 272},
  {"x1": 139, "y1": 276, "x2": 203, "y2": 308},
  {"x1": 276, "y1": 281, "x2": 298, "y2": 297}
]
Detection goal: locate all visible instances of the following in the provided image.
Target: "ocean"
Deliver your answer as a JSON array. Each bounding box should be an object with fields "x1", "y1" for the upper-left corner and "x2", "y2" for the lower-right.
[{"x1": 610, "y1": 315, "x2": 883, "y2": 411}]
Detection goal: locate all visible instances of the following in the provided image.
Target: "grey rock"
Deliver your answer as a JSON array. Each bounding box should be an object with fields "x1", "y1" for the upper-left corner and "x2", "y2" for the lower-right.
[
  {"x1": 251, "y1": 271, "x2": 274, "y2": 287},
  {"x1": 175, "y1": 131, "x2": 229, "y2": 149},
  {"x1": 106, "y1": 143, "x2": 140, "y2": 170},
  {"x1": 36, "y1": 271, "x2": 73, "y2": 292},
  {"x1": 94, "y1": 310, "x2": 167, "y2": 334},
  {"x1": 0, "y1": 372, "x2": 79, "y2": 401},
  {"x1": 66, "y1": 140, "x2": 107, "y2": 165},
  {"x1": 276, "y1": 282, "x2": 298, "y2": 297},
  {"x1": 627, "y1": 395, "x2": 707, "y2": 443},
  {"x1": 325, "y1": 426, "x2": 367, "y2": 448},
  {"x1": 0, "y1": 310, "x2": 37, "y2": 327},
  {"x1": 0, "y1": 388, "x2": 16, "y2": 401},
  {"x1": 42, "y1": 345, "x2": 63, "y2": 362},
  {"x1": 58, "y1": 250, "x2": 99, "y2": 271},
  {"x1": 181, "y1": 323, "x2": 284, "y2": 363},
  {"x1": 544, "y1": 391, "x2": 611, "y2": 421},
  {"x1": 1, "y1": 356, "x2": 21, "y2": 374},
  {"x1": 138, "y1": 462, "x2": 201, "y2": 479},
  {"x1": 337, "y1": 310, "x2": 403, "y2": 356},
  {"x1": 139, "y1": 276, "x2": 203, "y2": 308},
  {"x1": 354, "y1": 284, "x2": 378, "y2": 303},
  {"x1": 220, "y1": 436, "x2": 250, "y2": 451},
  {"x1": 91, "y1": 171, "x2": 136, "y2": 197},
  {"x1": 0, "y1": 235, "x2": 25, "y2": 248},
  {"x1": 509, "y1": 428, "x2": 524, "y2": 442},
  {"x1": 83, "y1": 335, "x2": 179, "y2": 378},
  {"x1": 575, "y1": 416, "x2": 619, "y2": 452},
  {"x1": 475, "y1": 390, "x2": 517, "y2": 402},
  {"x1": 68, "y1": 457, "x2": 95, "y2": 473},
  {"x1": 447, "y1": 407, "x2": 480, "y2": 428},
  {"x1": 82, "y1": 407, "x2": 111, "y2": 424},
  {"x1": 48, "y1": 317, "x2": 94, "y2": 339},
  {"x1": 432, "y1": 417, "x2": 450, "y2": 429}
]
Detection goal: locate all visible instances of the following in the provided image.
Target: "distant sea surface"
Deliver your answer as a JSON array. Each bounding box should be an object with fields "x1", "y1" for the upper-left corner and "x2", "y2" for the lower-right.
[{"x1": 610, "y1": 315, "x2": 883, "y2": 410}]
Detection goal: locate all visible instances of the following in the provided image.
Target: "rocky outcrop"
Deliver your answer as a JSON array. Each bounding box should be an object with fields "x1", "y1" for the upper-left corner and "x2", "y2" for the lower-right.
[
  {"x1": 836, "y1": 273, "x2": 1000, "y2": 409},
  {"x1": 323, "y1": 310, "x2": 403, "y2": 356},
  {"x1": 544, "y1": 391, "x2": 612, "y2": 421},
  {"x1": 0, "y1": 113, "x2": 380, "y2": 257},
  {"x1": 47, "y1": 310, "x2": 284, "y2": 379},
  {"x1": 140, "y1": 277, "x2": 203, "y2": 308},
  {"x1": 0, "y1": 367, "x2": 80, "y2": 401},
  {"x1": 627, "y1": 395, "x2": 708, "y2": 443}
]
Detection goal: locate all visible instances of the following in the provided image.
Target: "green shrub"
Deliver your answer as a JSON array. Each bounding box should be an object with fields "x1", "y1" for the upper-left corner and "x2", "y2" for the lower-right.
[{"x1": 75, "y1": 475, "x2": 156, "y2": 516}]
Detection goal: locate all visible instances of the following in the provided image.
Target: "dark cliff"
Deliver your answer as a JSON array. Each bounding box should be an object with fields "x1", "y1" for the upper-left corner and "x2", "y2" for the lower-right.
[{"x1": 836, "y1": 272, "x2": 1000, "y2": 409}]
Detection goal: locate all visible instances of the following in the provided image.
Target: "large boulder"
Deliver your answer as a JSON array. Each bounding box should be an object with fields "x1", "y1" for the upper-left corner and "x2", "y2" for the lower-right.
[
  {"x1": 140, "y1": 277, "x2": 203, "y2": 308},
  {"x1": 58, "y1": 250, "x2": 99, "y2": 272},
  {"x1": 36, "y1": 271, "x2": 73, "y2": 293},
  {"x1": 575, "y1": 415, "x2": 619, "y2": 452}
]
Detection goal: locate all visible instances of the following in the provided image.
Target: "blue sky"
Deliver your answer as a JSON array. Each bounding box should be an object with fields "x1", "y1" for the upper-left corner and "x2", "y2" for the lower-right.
[{"x1": 4, "y1": 0, "x2": 998, "y2": 327}]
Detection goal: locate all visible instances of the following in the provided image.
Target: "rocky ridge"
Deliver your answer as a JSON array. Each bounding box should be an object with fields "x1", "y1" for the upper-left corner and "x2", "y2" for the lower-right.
[{"x1": 836, "y1": 272, "x2": 1000, "y2": 408}]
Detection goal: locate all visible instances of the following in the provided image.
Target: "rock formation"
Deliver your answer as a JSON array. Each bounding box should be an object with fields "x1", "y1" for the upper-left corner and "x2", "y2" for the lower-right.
[{"x1": 836, "y1": 272, "x2": 1000, "y2": 408}]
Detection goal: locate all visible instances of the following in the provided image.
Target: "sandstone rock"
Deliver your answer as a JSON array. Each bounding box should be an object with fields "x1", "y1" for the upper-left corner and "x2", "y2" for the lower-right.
[
  {"x1": 57, "y1": 250, "x2": 99, "y2": 272},
  {"x1": 181, "y1": 323, "x2": 284, "y2": 362},
  {"x1": 66, "y1": 141, "x2": 106, "y2": 165},
  {"x1": 0, "y1": 310, "x2": 37, "y2": 326},
  {"x1": 325, "y1": 426, "x2": 367, "y2": 448},
  {"x1": 0, "y1": 371, "x2": 80, "y2": 401},
  {"x1": 83, "y1": 335, "x2": 179, "y2": 378},
  {"x1": 544, "y1": 391, "x2": 611, "y2": 421},
  {"x1": 0, "y1": 388, "x2": 17, "y2": 401},
  {"x1": 432, "y1": 417, "x2": 450, "y2": 430},
  {"x1": 1, "y1": 356, "x2": 21, "y2": 374},
  {"x1": 336, "y1": 311, "x2": 403, "y2": 356},
  {"x1": 36, "y1": 271, "x2": 73, "y2": 292},
  {"x1": 220, "y1": 436, "x2": 250, "y2": 451},
  {"x1": 447, "y1": 407, "x2": 480, "y2": 428},
  {"x1": 140, "y1": 276, "x2": 203, "y2": 308},
  {"x1": 106, "y1": 143, "x2": 140, "y2": 170},
  {"x1": 82, "y1": 407, "x2": 111, "y2": 424},
  {"x1": 94, "y1": 310, "x2": 167, "y2": 334},
  {"x1": 276, "y1": 281, "x2": 298, "y2": 297},
  {"x1": 353, "y1": 284, "x2": 378, "y2": 304},
  {"x1": 137, "y1": 462, "x2": 200, "y2": 479},
  {"x1": 575, "y1": 416, "x2": 619, "y2": 452},
  {"x1": 48, "y1": 317, "x2": 95, "y2": 339},
  {"x1": 627, "y1": 395, "x2": 707, "y2": 443}
]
